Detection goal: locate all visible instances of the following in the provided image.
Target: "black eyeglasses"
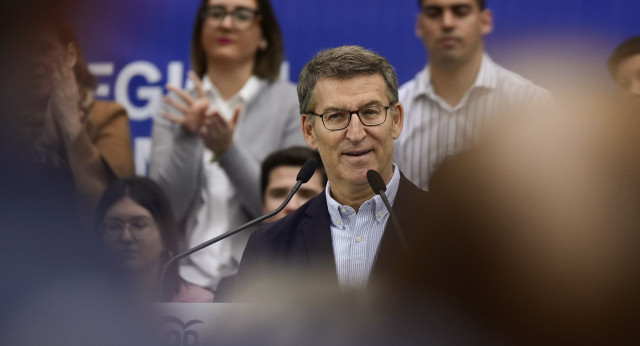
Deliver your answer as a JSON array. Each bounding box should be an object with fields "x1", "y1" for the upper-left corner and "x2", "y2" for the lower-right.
[
  {"x1": 101, "y1": 217, "x2": 155, "y2": 240},
  {"x1": 308, "y1": 104, "x2": 392, "y2": 131},
  {"x1": 202, "y1": 5, "x2": 261, "y2": 31}
]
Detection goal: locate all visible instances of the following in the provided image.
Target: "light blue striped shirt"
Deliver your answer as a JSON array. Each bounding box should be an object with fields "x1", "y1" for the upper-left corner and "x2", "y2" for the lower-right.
[{"x1": 325, "y1": 164, "x2": 401, "y2": 289}]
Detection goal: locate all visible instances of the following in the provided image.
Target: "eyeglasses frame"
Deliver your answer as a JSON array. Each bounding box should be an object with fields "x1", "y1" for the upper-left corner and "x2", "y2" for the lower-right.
[
  {"x1": 201, "y1": 5, "x2": 262, "y2": 31},
  {"x1": 101, "y1": 217, "x2": 156, "y2": 240},
  {"x1": 307, "y1": 104, "x2": 393, "y2": 131}
]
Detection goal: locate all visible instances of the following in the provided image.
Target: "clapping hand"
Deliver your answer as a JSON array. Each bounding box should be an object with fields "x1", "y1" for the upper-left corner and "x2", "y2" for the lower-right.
[
  {"x1": 200, "y1": 105, "x2": 242, "y2": 157},
  {"x1": 163, "y1": 71, "x2": 242, "y2": 157},
  {"x1": 163, "y1": 71, "x2": 210, "y2": 133}
]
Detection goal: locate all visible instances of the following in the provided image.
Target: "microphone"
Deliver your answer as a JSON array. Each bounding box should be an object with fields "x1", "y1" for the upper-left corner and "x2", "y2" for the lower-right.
[
  {"x1": 157, "y1": 158, "x2": 318, "y2": 300},
  {"x1": 367, "y1": 169, "x2": 412, "y2": 256}
]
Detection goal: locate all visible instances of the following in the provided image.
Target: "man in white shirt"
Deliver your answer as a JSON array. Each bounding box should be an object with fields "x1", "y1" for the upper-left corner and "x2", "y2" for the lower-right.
[{"x1": 395, "y1": 0, "x2": 551, "y2": 190}]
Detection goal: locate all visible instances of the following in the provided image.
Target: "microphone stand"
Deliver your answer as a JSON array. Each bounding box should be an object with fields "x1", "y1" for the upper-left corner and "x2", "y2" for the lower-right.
[{"x1": 156, "y1": 179, "x2": 305, "y2": 301}]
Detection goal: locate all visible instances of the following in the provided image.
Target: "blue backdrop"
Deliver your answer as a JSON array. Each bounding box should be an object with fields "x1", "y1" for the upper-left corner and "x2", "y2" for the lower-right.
[{"x1": 72, "y1": 0, "x2": 640, "y2": 174}]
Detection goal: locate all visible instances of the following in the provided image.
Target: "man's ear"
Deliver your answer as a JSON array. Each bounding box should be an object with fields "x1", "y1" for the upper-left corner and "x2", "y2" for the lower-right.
[
  {"x1": 301, "y1": 114, "x2": 318, "y2": 150},
  {"x1": 480, "y1": 9, "x2": 493, "y2": 35},
  {"x1": 392, "y1": 102, "x2": 404, "y2": 140},
  {"x1": 415, "y1": 13, "x2": 424, "y2": 39},
  {"x1": 66, "y1": 43, "x2": 78, "y2": 68}
]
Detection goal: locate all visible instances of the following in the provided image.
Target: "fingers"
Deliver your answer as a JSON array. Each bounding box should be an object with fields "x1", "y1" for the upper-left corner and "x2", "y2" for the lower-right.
[
  {"x1": 165, "y1": 84, "x2": 193, "y2": 105},
  {"x1": 230, "y1": 105, "x2": 243, "y2": 128},
  {"x1": 162, "y1": 112, "x2": 185, "y2": 125},
  {"x1": 163, "y1": 94, "x2": 190, "y2": 114},
  {"x1": 57, "y1": 57, "x2": 75, "y2": 85},
  {"x1": 204, "y1": 110, "x2": 229, "y2": 131},
  {"x1": 189, "y1": 71, "x2": 206, "y2": 99}
]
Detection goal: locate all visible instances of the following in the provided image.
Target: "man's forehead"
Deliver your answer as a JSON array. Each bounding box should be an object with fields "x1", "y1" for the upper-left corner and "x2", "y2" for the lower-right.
[
  {"x1": 314, "y1": 75, "x2": 387, "y2": 104},
  {"x1": 422, "y1": 0, "x2": 477, "y2": 8},
  {"x1": 617, "y1": 54, "x2": 640, "y2": 75}
]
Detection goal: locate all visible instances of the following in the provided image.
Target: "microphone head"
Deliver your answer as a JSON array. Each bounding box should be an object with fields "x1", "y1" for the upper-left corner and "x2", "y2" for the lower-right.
[
  {"x1": 367, "y1": 169, "x2": 387, "y2": 194},
  {"x1": 296, "y1": 158, "x2": 318, "y2": 183}
]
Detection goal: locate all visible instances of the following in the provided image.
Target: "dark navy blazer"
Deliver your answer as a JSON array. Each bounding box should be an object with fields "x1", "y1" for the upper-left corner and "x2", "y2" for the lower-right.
[{"x1": 235, "y1": 173, "x2": 434, "y2": 294}]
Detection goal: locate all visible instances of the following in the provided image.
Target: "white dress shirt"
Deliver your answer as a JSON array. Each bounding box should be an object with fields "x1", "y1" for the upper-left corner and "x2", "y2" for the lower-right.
[
  {"x1": 326, "y1": 165, "x2": 400, "y2": 289},
  {"x1": 180, "y1": 76, "x2": 265, "y2": 288}
]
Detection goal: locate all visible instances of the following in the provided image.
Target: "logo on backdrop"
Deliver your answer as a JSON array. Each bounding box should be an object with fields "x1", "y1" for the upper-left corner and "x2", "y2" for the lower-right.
[
  {"x1": 159, "y1": 316, "x2": 203, "y2": 346},
  {"x1": 88, "y1": 60, "x2": 188, "y2": 175}
]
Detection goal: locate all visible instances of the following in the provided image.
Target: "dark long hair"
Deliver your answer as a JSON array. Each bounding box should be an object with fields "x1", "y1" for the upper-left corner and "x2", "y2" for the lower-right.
[
  {"x1": 190, "y1": 0, "x2": 284, "y2": 81},
  {"x1": 94, "y1": 177, "x2": 181, "y2": 301}
]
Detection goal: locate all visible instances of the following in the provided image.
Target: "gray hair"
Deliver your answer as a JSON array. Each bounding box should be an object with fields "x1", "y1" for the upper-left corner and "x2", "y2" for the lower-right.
[{"x1": 297, "y1": 45, "x2": 399, "y2": 115}]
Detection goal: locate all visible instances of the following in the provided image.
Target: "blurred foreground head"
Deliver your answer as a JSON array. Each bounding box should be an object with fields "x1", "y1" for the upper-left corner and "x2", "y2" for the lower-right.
[
  {"x1": 422, "y1": 97, "x2": 640, "y2": 344},
  {"x1": 609, "y1": 35, "x2": 640, "y2": 112}
]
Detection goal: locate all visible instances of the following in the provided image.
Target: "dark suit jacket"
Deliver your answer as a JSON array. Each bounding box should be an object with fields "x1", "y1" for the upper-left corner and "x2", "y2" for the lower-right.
[{"x1": 235, "y1": 173, "x2": 434, "y2": 298}]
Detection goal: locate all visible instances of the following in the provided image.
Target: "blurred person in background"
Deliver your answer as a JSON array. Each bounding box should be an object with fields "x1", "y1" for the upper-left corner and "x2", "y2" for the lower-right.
[
  {"x1": 608, "y1": 35, "x2": 640, "y2": 113},
  {"x1": 149, "y1": 0, "x2": 305, "y2": 294},
  {"x1": 95, "y1": 177, "x2": 214, "y2": 303},
  {"x1": 0, "y1": 3, "x2": 156, "y2": 345},
  {"x1": 10, "y1": 14, "x2": 134, "y2": 227},
  {"x1": 260, "y1": 146, "x2": 326, "y2": 223},
  {"x1": 395, "y1": 0, "x2": 551, "y2": 190}
]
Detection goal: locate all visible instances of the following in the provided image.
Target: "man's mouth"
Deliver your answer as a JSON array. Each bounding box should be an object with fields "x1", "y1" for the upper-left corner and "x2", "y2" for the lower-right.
[
  {"x1": 439, "y1": 36, "x2": 460, "y2": 46},
  {"x1": 343, "y1": 149, "x2": 372, "y2": 157}
]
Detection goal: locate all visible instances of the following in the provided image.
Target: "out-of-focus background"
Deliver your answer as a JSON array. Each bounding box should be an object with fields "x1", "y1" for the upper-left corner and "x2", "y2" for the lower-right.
[
  {"x1": 1, "y1": 1, "x2": 640, "y2": 344},
  {"x1": 69, "y1": 0, "x2": 640, "y2": 174}
]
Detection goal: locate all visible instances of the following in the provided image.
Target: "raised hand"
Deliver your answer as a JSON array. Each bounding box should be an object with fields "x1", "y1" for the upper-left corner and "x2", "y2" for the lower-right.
[
  {"x1": 200, "y1": 105, "x2": 242, "y2": 157},
  {"x1": 163, "y1": 71, "x2": 210, "y2": 133},
  {"x1": 48, "y1": 51, "x2": 82, "y2": 146}
]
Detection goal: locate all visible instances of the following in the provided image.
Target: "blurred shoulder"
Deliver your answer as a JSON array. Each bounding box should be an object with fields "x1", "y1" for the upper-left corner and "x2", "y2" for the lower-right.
[
  {"x1": 262, "y1": 79, "x2": 297, "y2": 96},
  {"x1": 85, "y1": 100, "x2": 128, "y2": 124}
]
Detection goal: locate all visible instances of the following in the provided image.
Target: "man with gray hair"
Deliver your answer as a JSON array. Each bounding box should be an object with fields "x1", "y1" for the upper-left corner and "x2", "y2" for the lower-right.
[{"x1": 236, "y1": 46, "x2": 434, "y2": 294}]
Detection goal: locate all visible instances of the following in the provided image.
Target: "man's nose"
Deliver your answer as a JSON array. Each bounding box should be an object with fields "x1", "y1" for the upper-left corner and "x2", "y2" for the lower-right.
[
  {"x1": 284, "y1": 196, "x2": 303, "y2": 214},
  {"x1": 442, "y1": 10, "x2": 456, "y2": 29},
  {"x1": 345, "y1": 113, "x2": 366, "y2": 142}
]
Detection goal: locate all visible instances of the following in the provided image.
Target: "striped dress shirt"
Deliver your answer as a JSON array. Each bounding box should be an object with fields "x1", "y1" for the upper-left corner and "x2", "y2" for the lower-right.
[
  {"x1": 395, "y1": 53, "x2": 552, "y2": 190},
  {"x1": 326, "y1": 165, "x2": 400, "y2": 289}
]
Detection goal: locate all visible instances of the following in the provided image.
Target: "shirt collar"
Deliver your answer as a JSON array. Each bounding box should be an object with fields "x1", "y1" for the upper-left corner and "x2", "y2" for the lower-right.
[
  {"x1": 201, "y1": 74, "x2": 266, "y2": 105},
  {"x1": 416, "y1": 52, "x2": 498, "y2": 100},
  {"x1": 325, "y1": 164, "x2": 401, "y2": 228}
]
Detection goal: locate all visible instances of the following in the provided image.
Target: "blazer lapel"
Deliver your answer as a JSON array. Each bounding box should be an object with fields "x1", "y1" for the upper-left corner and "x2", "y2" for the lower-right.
[
  {"x1": 371, "y1": 174, "x2": 427, "y2": 282},
  {"x1": 301, "y1": 192, "x2": 339, "y2": 285}
]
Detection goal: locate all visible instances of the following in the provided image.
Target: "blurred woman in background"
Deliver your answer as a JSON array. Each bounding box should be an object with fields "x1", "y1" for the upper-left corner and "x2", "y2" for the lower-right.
[
  {"x1": 12, "y1": 16, "x2": 134, "y2": 227},
  {"x1": 96, "y1": 177, "x2": 213, "y2": 302},
  {"x1": 150, "y1": 0, "x2": 305, "y2": 292}
]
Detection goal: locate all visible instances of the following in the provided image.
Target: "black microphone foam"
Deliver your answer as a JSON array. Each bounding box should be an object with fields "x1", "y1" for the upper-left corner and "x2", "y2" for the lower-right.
[
  {"x1": 367, "y1": 169, "x2": 386, "y2": 193},
  {"x1": 296, "y1": 157, "x2": 317, "y2": 183},
  {"x1": 366, "y1": 169, "x2": 412, "y2": 257}
]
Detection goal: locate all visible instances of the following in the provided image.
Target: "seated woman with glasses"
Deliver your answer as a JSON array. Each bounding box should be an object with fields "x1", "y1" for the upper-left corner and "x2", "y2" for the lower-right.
[
  {"x1": 96, "y1": 177, "x2": 214, "y2": 302},
  {"x1": 149, "y1": 0, "x2": 305, "y2": 293}
]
